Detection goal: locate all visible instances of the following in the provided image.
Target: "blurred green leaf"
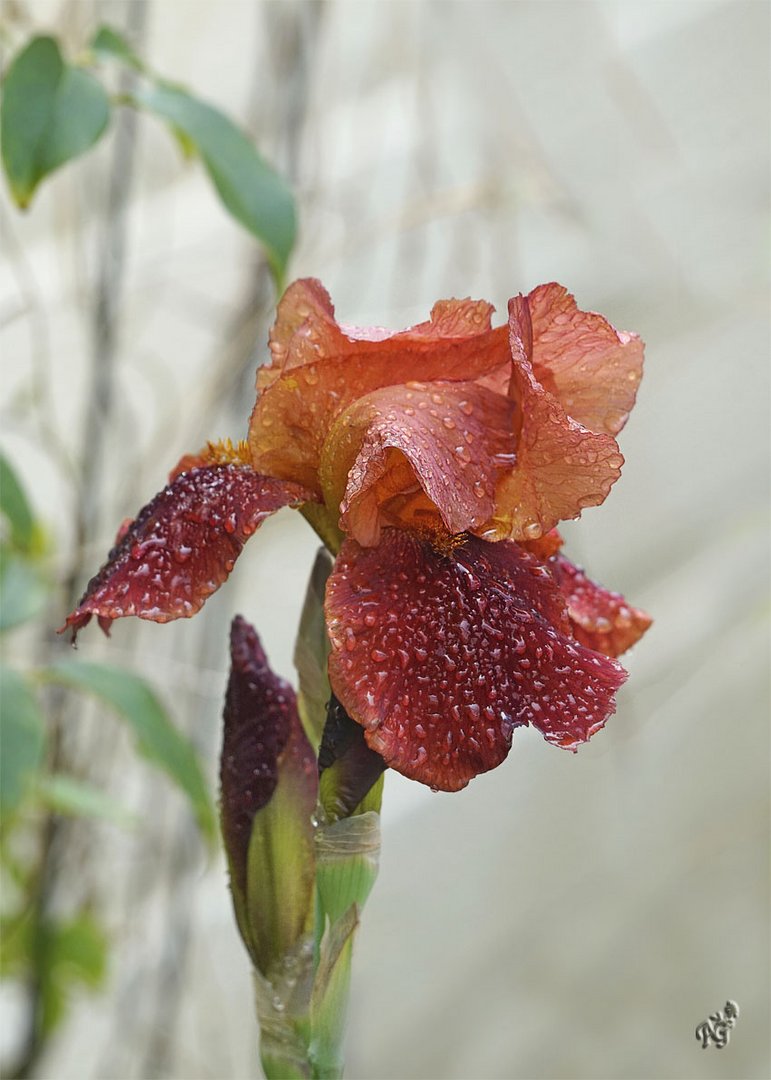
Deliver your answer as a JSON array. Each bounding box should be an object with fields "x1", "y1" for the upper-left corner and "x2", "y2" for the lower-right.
[
  {"x1": 0, "y1": 910, "x2": 33, "y2": 976},
  {"x1": 0, "y1": 666, "x2": 46, "y2": 815},
  {"x1": 36, "y1": 774, "x2": 135, "y2": 827},
  {"x1": 39, "y1": 912, "x2": 108, "y2": 1035},
  {"x1": 294, "y1": 548, "x2": 333, "y2": 750},
  {"x1": 315, "y1": 812, "x2": 380, "y2": 927},
  {"x1": 0, "y1": 549, "x2": 48, "y2": 631},
  {"x1": 0, "y1": 453, "x2": 35, "y2": 552},
  {"x1": 310, "y1": 904, "x2": 358, "y2": 1080},
  {"x1": 1, "y1": 36, "x2": 110, "y2": 208},
  {"x1": 89, "y1": 24, "x2": 145, "y2": 71},
  {"x1": 43, "y1": 660, "x2": 215, "y2": 843},
  {"x1": 131, "y1": 81, "x2": 296, "y2": 285}
]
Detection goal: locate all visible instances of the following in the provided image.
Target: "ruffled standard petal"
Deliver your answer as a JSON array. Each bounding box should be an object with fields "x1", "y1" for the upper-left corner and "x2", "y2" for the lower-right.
[
  {"x1": 319, "y1": 380, "x2": 517, "y2": 546},
  {"x1": 528, "y1": 283, "x2": 644, "y2": 436},
  {"x1": 258, "y1": 278, "x2": 340, "y2": 392},
  {"x1": 249, "y1": 281, "x2": 509, "y2": 492},
  {"x1": 489, "y1": 296, "x2": 625, "y2": 541},
  {"x1": 547, "y1": 553, "x2": 652, "y2": 658},
  {"x1": 62, "y1": 463, "x2": 313, "y2": 640},
  {"x1": 325, "y1": 530, "x2": 627, "y2": 792}
]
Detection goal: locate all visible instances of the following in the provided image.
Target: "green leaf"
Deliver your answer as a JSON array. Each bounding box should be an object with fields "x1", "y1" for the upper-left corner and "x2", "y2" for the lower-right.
[
  {"x1": 294, "y1": 548, "x2": 333, "y2": 750},
  {"x1": 0, "y1": 453, "x2": 35, "y2": 552},
  {"x1": 131, "y1": 81, "x2": 295, "y2": 285},
  {"x1": 36, "y1": 774, "x2": 135, "y2": 827},
  {"x1": 0, "y1": 910, "x2": 33, "y2": 976},
  {"x1": 310, "y1": 905, "x2": 358, "y2": 1080},
  {"x1": 315, "y1": 812, "x2": 380, "y2": 927},
  {"x1": 43, "y1": 660, "x2": 215, "y2": 843},
  {"x1": 89, "y1": 25, "x2": 145, "y2": 72},
  {"x1": 0, "y1": 665, "x2": 46, "y2": 815},
  {"x1": 1, "y1": 36, "x2": 110, "y2": 208},
  {"x1": 0, "y1": 549, "x2": 48, "y2": 631},
  {"x1": 39, "y1": 912, "x2": 108, "y2": 1035}
]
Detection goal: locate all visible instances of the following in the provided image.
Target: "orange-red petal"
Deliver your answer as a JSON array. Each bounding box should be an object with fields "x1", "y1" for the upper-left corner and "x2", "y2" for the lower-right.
[
  {"x1": 527, "y1": 283, "x2": 644, "y2": 436},
  {"x1": 489, "y1": 296, "x2": 625, "y2": 540},
  {"x1": 249, "y1": 281, "x2": 509, "y2": 493},
  {"x1": 319, "y1": 380, "x2": 517, "y2": 546},
  {"x1": 325, "y1": 530, "x2": 627, "y2": 792},
  {"x1": 62, "y1": 464, "x2": 312, "y2": 640},
  {"x1": 547, "y1": 553, "x2": 652, "y2": 658}
]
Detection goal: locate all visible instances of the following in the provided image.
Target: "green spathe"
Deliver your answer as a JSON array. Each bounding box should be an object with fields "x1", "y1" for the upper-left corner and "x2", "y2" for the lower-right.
[{"x1": 241, "y1": 723, "x2": 318, "y2": 979}]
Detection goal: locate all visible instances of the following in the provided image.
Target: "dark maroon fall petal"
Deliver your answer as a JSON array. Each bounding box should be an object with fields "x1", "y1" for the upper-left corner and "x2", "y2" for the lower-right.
[
  {"x1": 325, "y1": 530, "x2": 628, "y2": 792},
  {"x1": 547, "y1": 553, "x2": 652, "y2": 658},
  {"x1": 61, "y1": 464, "x2": 313, "y2": 641}
]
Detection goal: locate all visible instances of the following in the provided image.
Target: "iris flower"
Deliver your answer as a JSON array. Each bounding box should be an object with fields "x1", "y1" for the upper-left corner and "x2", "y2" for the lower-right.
[{"x1": 63, "y1": 279, "x2": 651, "y2": 792}]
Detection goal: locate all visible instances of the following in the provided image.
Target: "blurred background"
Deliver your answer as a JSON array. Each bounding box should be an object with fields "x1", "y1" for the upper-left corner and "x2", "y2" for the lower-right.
[{"x1": 1, "y1": 1, "x2": 768, "y2": 1078}]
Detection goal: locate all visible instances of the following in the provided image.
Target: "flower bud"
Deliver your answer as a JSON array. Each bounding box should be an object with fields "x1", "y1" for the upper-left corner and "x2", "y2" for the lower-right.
[{"x1": 220, "y1": 616, "x2": 317, "y2": 978}]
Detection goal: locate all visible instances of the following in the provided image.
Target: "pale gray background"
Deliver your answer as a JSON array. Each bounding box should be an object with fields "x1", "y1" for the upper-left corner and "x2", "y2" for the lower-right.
[{"x1": 1, "y1": 1, "x2": 769, "y2": 1078}]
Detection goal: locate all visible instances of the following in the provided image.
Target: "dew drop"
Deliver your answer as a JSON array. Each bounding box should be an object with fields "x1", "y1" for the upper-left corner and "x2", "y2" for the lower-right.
[
  {"x1": 524, "y1": 522, "x2": 543, "y2": 540},
  {"x1": 413, "y1": 746, "x2": 428, "y2": 767},
  {"x1": 616, "y1": 606, "x2": 633, "y2": 628}
]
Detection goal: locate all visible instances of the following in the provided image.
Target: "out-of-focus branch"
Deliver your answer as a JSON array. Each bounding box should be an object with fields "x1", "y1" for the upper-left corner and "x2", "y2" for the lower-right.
[{"x1": 6, "y1": 7, "x2": 151, "y2": 1079}]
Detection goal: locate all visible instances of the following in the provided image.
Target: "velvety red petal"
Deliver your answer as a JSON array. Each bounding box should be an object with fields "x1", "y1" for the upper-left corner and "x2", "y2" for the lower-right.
[
  {"x1": 221, "y1": 616, "x2": 313, "y2": 895},
  {"x1": 319, "y1": 380, "x2": 517, "y2": 546},
  {"x1": 489, "y1": 296, "x2": 625, "y2": 541},
  {"x1": 62, "y1": 464, "x2": 312, "y2": 640},
  {"x1": 547, "y1": 553, "x2": 652, "y2": 658},
  {"x1": 325, "y1": 530, "x2": 627, "y2": 792},
  {"x1": 528, "y1": 283, "x2": 644, "y2": 436},
  {"x1": 249, "y1": 282, "x2": 508, "y2": 492}
]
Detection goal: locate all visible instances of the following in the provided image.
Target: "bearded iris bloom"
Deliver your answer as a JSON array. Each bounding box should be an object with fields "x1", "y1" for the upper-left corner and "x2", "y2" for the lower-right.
[{"x1": 63, "y1": 279, "x2": 651, "y2": 793}]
